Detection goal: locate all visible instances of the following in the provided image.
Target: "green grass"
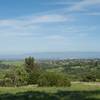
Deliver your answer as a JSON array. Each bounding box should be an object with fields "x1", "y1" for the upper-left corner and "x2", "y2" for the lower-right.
[
  {"x1": 0, "y1": 83, "x2": 100, "y2": 100},
  {"x1": 46, "y1": 67, "x2": 64, "y2": 73},
  {"x1": 2, "y1": 60, "x2": 24, "y2": 66}
]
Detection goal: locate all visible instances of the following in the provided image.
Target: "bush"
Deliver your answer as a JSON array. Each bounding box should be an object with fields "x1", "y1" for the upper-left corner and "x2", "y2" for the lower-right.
[
  {"x1": 38, "y1": 72, "x2": 71, "y2": 87},
  {"x1": 0, "y1": 78, "x2": 14, "y2": 87},
  {"x1": 27, "y1": 69, "x2": 42, "y2": 84},
  {"x1": 81, "y1": 72, "x2": 96, "y2": 82},
  {"x1": 0, "y1": 79, "x2": 5, "y2": 86},
  {"x1": 2, "y1": 66, "x2": 28, "y2": 87}
]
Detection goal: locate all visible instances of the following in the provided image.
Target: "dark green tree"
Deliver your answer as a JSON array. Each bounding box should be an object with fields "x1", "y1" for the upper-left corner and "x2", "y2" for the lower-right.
[
  {"x1": 24, "y1": 57, "x2": 41, "y2": 84},
  {"x1": 25, "y1": 57, "x2": 35, "y2": 73}
]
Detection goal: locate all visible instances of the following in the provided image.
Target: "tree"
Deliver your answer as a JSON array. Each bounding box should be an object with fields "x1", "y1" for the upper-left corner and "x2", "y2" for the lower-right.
[
  {"x1": 24, "y1": 57, "x2": 41, "y2": 84},
  {"x1": 25, "y1": 57, "x2": 35, "y2": 73}
]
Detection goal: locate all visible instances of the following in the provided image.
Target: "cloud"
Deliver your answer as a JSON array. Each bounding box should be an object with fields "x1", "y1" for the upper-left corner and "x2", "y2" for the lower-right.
[
  {"x1": 43, "y1": 1, "x2": 77, "y2": 5},
  {"x1": 68, "y1": 0, "x2": 100, "y2": 12},
  {"x1": 0, "y1": 14, "x2": 72, "y2": 37},
  {"x1": 0, "y1": 0, "x2": 99, "y2": 39},
  {"x1": 40, "y1": 0, "x2": 100, "y2": 17},
  {"x1": 86, "y1": 12, "x2": 100, "y2": 16},
  {"x1": 43, "y1": 35, "x2": 65, "y2": 40},
  {"x1": 0, "y1": 14, "x2": 67, "y2": 27},
  {"x1": 30, "y1": 14, "x2": 69, "y2": 23}
]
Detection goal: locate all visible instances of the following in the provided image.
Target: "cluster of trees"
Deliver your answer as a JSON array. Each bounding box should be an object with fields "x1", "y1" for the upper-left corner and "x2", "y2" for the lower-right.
[
  {"x1": 0, "y1": 57, "x2": 71, "y2": 87},
  {"x1": 0, "y1": 58, "x2": 99, "y2": 87},
  {"x1": 63, "y1": 60, "x2": 99, "y2": 82},
  {"x1": 38, "y1": 59, "x2": 100, "y2": 82}
]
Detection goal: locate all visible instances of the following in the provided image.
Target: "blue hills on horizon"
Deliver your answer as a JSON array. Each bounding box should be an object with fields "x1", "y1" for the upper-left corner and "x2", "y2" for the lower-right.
[{"x1": 0, "y1": 52, "x2": 100, "y2": 60}]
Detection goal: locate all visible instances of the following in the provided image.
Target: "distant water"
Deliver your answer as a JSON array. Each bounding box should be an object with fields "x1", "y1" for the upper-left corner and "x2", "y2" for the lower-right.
[{"x1": 0, "y1": 52, "x2": 100, "y2": 60}]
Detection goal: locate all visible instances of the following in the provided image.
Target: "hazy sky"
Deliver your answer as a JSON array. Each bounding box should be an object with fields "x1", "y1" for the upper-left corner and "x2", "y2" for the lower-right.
[{"x1": 0, "y1": 0, "x2": 100, "y2": 55}]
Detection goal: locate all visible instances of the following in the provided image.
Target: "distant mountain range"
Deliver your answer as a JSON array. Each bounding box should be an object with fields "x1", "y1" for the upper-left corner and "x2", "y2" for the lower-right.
[{"x1": 0, "y1": 52, "x2": 100, "y2": 60}]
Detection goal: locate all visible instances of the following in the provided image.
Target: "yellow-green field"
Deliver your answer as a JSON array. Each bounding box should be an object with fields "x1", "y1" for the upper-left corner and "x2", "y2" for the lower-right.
[
  {"x1": 2, "y1": 60, "x2": 24, "y2": 66},
  {"x1": 0, "y1": 83, "x2": 100, "y2": 100}
]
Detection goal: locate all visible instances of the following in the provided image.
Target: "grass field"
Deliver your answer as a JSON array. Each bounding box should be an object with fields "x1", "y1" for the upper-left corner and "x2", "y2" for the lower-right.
[
  {"x1": 0, "y1": 83, "x2": 100, "y2": 100},
  {"x1": 2, "y1": 60, "x2": 24, "y2": 66}
]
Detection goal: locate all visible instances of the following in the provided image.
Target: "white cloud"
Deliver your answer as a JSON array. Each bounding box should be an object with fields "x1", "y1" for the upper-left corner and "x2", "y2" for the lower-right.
[
  {"x1": 0, "y1": 14, "x2": 69, "y2": 27},
  {"x1": 86, "y1": 12, "x2": 100, "y2": 16},
  {"x1": 40, "y1": 0, "x2": 100, "y2": 17},
  {"x1": 68, "y1": 0, "x2": 100, "y2": 12},
  {"x1": 43, "y1": 35, "x2": 65, "y2": 40},
  {"x1": 44, "y1": 1, "x2": 77, "y2": 5},
  {"x1": 30, "y1": 14, "x2": 69, "y2": 23},
  {"x1": 0, "y1": 14, "x2": 72, "y2": 37}
]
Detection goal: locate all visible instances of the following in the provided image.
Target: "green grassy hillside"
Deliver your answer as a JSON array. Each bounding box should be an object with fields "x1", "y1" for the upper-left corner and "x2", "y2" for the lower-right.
[{"x1": 0, "y1": 83, "x2": 100, "y2": 100}]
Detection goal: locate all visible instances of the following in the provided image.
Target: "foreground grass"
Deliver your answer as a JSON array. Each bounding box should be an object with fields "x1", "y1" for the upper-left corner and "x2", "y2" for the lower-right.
[{"x1": 0, "y1": 83, "x2": 100, "y2": 100}]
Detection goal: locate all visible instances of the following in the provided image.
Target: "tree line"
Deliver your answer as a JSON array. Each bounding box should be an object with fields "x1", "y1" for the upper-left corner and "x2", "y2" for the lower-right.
[{"x1": 0, "y1": 57, "x2": 71, "y2": 87}]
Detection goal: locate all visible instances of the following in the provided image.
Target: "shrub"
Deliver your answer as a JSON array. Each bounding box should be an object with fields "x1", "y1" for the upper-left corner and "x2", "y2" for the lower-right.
[
  {"x1": 27, "y1": 69, "x2": 42, "y2": 84},
  {"x1": 2, "y1": 66, "x2": 28, "y2": 87},
  {"x1": 81, "y1": 72, "x2": 96, "y2": 82},
  {"x1": 38, "y1": 72, "x2": 71, "y2": 87}
]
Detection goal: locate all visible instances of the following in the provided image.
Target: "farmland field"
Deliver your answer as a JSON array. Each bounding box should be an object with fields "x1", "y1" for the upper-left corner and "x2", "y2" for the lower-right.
[
  {"x1": 2, "y1": 60, "x2": 24, "y2": 66},
  {"x1": 0, "y1": 83, "x2": 100, "y2": 100}
]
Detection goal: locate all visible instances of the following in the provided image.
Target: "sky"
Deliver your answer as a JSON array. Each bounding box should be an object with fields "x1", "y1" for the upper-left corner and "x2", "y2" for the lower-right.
[{"x1": 0, "y1": 0, "x2": 100, "y2": 55}]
